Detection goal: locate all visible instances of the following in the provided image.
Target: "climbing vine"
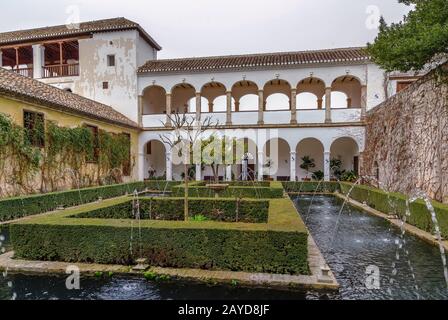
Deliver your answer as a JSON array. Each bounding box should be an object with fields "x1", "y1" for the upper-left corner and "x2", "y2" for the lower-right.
[{"x1": 0, "y1": 112, "x2": 133, "y2": 197}]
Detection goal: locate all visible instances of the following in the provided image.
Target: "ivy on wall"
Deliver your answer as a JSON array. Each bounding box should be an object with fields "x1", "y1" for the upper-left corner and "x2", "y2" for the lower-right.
[{"x1": 0, "y1": 112, "x2": 133, "y2": 197}]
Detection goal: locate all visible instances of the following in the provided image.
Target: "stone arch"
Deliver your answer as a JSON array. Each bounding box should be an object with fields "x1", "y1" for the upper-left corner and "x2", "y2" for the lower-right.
[
  {"x1": 330, "y1": 136, "x2": 360, "y2": 176},
  {"x1": 143, "y1": 140, "x2": 167, "y2": 179},
  {"x1": 296, "y1": 138, "x2": 325, "y2": 181},
  {"x1": 142, "y1": 85, "x2": 167, "y2": 115},
  {"x1": 232, "y1": 80, "x2": 259, "y2": 112},
  {"x1": 264, "y1": 79, "x2": 292, "y2": 111}
]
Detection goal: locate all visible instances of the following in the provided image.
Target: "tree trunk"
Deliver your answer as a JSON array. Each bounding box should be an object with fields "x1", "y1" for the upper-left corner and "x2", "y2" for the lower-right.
[{"x1": 184, "y1": 162, "x2": 189, "y2": 221}]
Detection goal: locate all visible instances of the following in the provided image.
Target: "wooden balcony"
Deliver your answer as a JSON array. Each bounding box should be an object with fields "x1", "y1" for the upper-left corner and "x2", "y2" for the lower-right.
[
  {"x1": 42, "y1": 63, "x2": 79, "y2": 78},
  {"x1": 11, "y1": 67, "x2": 33, "y2": 78}
]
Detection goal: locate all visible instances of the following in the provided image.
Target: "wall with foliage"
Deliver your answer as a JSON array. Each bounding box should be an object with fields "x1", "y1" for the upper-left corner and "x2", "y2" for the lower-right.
[
  {"x1": 0, "y1": 96, "x2": 139, "y2": 198},
  {"x1": 363, "y1": 64, "x2": 448, "y2": 204}
]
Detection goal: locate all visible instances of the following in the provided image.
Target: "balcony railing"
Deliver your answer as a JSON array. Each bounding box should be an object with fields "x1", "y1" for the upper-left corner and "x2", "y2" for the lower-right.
[
  {"x1": 11, "y1": 67, "x2": 33, "y2": 78},
  {"x1": 42, "y1": 63, "x2": 79, "y2": 78}
]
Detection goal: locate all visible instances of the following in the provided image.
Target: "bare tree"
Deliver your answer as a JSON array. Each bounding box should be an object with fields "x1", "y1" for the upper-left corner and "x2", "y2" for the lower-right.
[{"x1": 159, "y1": 112, "x2": 218, "y2": 220}]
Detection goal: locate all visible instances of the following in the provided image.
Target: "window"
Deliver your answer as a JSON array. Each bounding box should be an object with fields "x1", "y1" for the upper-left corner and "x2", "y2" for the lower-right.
[
  {"x1": 103, "y1": 82, "x2": 109, "y2": 90},
  {"x1": 23, "y1": 110, "x2": 45, "y2": 148},
  {"x1": 122, "y1": 133, "x2": 131, "y2": 176},
  {"x1": 85, "y1": 125, "x2": 99, "y2": 163},
  {"x1": 396, "y1": 81, "x2": 412, "y2": 93},
  {"x1": 107, "y1": 55, "x2": 115, "y2": 67}
]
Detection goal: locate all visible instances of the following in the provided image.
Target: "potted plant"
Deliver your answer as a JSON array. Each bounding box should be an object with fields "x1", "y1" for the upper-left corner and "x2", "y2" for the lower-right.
[
  {"x1": 312, "y1": 170, "x2": 324, "y2": 181},
  {"x1": 330, "y1": 158, "x2": 344, "y2": 181},
  {"x1": 300, "y1": 156, "x2": 316, "y2": 181}
]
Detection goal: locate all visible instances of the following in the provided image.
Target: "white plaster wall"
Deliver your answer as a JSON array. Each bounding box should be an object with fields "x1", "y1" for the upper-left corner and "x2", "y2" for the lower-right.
[
  {"x1": 138, "y1": 126, "x2": 365, "y2": 180},
  {"x1": 74, "y1": 30, "x2": 140, "y2": 122},
  {"x1": 296, "y1": 138, "x2": 325, "y2": 180},
  {"x1": 138, "y1": 64, "x2": 371, "y2": 97},
  {"x1": 136, "y1": 35, "x2": 157, "y2": 67},
  {"x1": 330, "y1": 137, "x2": 360, "y2": 172},
  {"x1": 366, "y1": 63, "x2": 387, "y2": 110}
]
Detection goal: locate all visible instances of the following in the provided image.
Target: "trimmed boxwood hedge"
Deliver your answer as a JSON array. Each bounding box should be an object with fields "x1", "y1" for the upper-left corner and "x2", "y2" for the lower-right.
[
  {"x1": 10, "y1": 197, "x2": 309, "y2": 275},
  {"x1": 73, "y1": 198, "x2": 269, "y2": 223},
  {"x1": 171, "y1": 182, "x2": 284, "y2": 199},
  {"x1": 282, "y1": 181, "x2": 340, "y2": 193},
  {"x1": 340, "y1": 182, "x2": 448, "y2": 238},
  {"x1": 0, "y1": 181, "x2": 180, "y2": 222}
]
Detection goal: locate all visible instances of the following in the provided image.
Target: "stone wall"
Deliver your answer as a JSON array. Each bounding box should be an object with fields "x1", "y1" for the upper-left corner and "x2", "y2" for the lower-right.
[{"x1": 363, "y1": 64, "x2": 448, "y2": 203}]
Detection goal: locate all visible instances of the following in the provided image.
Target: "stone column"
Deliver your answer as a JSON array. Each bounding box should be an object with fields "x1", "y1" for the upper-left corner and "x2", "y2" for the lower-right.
[
  {"x1": 166, "y1": 151, "x2": 173, "y2": 181},
  {"x1": 234, "y1": 100, "x2": 240, "y2": 112},
  {"x1": 317, "y1": 98, "x2": 323, "y2": 109},
  {"x1": 361, "y1": 85, "x2": 367, "y2": 120},
  {"x1": 195, "y1": 163, "x2": 202, "y2": 181},
  {"x1": 208, "y1": 102, "x2": 213, "y2": 113},
  {"x1": 226, "y1": 91, "x2": 232, "y2": 125},
  {"x1": 258, "y1": 90, "x2": 264, "y2": 125},
  {"x1": 195, "y1": 92, "x2": 201, "y2": 120},
  {"x1": 0, "y1": 50, "x2": 3, "y2": 67},
  {"x1": 165, "y1": 93, "x2": 172, "y2": 127},
  {"x1": 226, "y1": 165, "x2": 232, "y2": 182},
  {"x1": 325, "y1": 87, "x2": 332, "y2": 123},
  {"x1": 347, "y1": 98, "x2": 352, "y2": 108},
  {"x1": 290, "y1": 88, "x2": 297, "y2": 124},
  {"x1": 138, "y1": 95, "x2": 143, "y2": 127},
  {"x1": 290, "y1": 151, "x2": 297, "y2": 181},
  {"x1": 324, "y1": 151, "x2": 331, "y2": 181},
  {"x1": 357, "y1": 152, "x2": 364, "y2": 178},
  {"x1": 257, "y1": 151, "x2": 264, "y2": 181},
  {"x1": 32, "y1": 44, "x2": 44, "y2": 79}
]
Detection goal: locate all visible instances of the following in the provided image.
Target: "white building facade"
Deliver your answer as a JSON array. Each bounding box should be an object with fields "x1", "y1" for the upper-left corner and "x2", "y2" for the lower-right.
[{"x1": 0, "y1": 18, "x2": 394, "y2": 182}]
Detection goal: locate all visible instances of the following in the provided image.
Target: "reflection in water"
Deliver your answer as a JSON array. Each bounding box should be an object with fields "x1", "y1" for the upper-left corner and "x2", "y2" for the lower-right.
[{"x1": 293, "y1": 195, "x2": 448, "y2": 300}]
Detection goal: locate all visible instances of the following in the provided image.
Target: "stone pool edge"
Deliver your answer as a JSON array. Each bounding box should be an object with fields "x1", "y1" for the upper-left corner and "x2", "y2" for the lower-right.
[
  {"x1": 0, "y1": 234, "x2": 339, "y2": 292},
  {"x1": 333, "y1": 192, "x2": 448, "y2": 251}
]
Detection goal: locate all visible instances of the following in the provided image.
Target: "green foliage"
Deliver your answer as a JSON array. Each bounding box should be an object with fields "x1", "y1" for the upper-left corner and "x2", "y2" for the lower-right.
[
  {"x1": 367, "y1": 0, "x2": 448, "y2": 72},
  {"x1": 340, "y1": 170, "x2": 358, "y2": 183},
  {"x1": 281, "y1": 181, "x2": 340, "y2": 193},
  {"x1": 171, "y1": 185, "x2": 284, "y2": 199},
  {"x1": 299, "y1": 156, "x2": 316, "y2": 177},
  {"x1": 73, "y1": 197, "x2": 270, "y2": 223},
  {"x1": 330, "y1": 158, "x2": 344, "y2": 180},
  {"x1": 0, "y1": 181, "x2": 180, "y2": 222},
  {"x1": 11, "y1": 199, "x2": 309, "y2": 275},
  {"x1": 312, "y1": 170, "x2": 324, "y2": 181},
  {"x1": 340, "y1": 182, "x2": 448, "y2": 238},
  {"x1": 0, "y1": 111, "x2": 133, "y2": 196},
  {"x1": 0, "y1": 113, "x2": 42, "y2": 192},
  {"x1": 190, "y1": 215, "x2": 210, "y2": 222}
]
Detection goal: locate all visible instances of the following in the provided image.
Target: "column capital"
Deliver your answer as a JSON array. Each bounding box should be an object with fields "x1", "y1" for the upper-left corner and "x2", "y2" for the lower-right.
[
  {"x1": 258, "y1": 89, "x2": 264, "y2": 94},
  {"x1": 195, "y1": 92, "x2": 201, "y2": 96},
  {"x1": 290, "y1": 151, "x2": 297, "y2": 155},
  {"x1": 291, "y1": 88, "x2": 297, "y2": 93}
]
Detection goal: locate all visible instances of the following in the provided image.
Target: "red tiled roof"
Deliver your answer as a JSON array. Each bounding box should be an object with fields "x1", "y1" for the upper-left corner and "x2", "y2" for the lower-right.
[
  {"x1": 0, "y1": 68, "x2": 138, "y2": 129},
  {"x1": 0, "y1": 17, "x2": 161, "y2": 50},
  {"x1": 138, "y1": 47, "x2": 370, "y2": 73}
]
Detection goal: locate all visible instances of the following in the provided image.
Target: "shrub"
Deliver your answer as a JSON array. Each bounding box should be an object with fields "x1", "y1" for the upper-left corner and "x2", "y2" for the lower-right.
[
  {"x1": 73, "y1": 198, "x2": 269, "y2": 223},
  {"x1": 340, "y1": 182, "x2": 448, "y2": 238},
  {"x1": 282, "y1": 181, "x2": 340, "y2": 193},
  {"x1": 171, "y1": 181, "x2": 284, "y2": 199},
  {"x1": 0, "y1": 181, "x2": 180, "y2": 222},
  {"x1": 11, "y1": 198, "x2": 309, "y2": 275}
]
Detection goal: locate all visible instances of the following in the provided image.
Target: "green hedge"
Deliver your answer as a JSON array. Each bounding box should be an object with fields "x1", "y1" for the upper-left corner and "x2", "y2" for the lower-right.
[
  {"x1": 11, "y1": 197, "x2": 309, "y2": 275},
  {"x1": 340, "y1": 183, "x2": 448, "y2": 238},
  {"x1": 171, "y1": 182, "x2": 284, "y2": 199},
  {"x1": 73, "y1": 198, "x2": 269, "y2": 223},
  {"x1": 0, "y1": 181, "x2": 180, "y2": 222},
  {"x1": 282, "y1": 182, "x2": 340, "y2": 193}
]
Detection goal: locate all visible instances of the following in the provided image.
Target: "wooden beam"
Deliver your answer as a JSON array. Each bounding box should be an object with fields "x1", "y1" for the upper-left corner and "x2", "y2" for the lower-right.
[{"x1": 0, "y1": 36, "x2": 87, "y2": 50}]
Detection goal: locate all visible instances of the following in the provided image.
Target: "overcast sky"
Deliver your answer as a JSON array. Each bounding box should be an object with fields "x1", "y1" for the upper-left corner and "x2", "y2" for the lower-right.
[{"x1": 0, "y1": 0, "x2": 411, "y2": 59}]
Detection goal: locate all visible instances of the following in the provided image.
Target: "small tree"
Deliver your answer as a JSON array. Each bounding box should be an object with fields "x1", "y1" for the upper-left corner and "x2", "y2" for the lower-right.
[
  {"x1": 300, "y1": 156, "x2": 316, "y2": 179},
  {"x1": 159, "y1": 113, "x2": 217, "y2": 220}
]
